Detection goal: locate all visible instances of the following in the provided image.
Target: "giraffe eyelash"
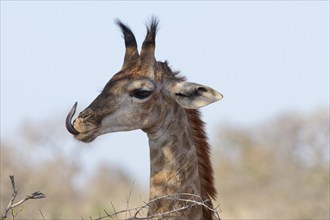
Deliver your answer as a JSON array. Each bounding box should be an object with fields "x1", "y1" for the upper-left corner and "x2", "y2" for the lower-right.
[{"x1": 129, "y1": 89, "x2": 153, "y2": 99}]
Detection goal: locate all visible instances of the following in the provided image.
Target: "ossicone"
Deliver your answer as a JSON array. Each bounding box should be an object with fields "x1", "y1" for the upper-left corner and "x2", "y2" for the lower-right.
[
  {"x1": 115, "y1": 19, "x2": 139, "y2": 69},
  {"x1": 140, "y1": 16, "x2": 159, "y2": 61}
]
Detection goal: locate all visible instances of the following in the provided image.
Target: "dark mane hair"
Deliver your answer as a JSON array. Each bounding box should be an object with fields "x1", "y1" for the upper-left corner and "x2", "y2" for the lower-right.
[
  {"x1": 162, "y1": 41, "x2": 217, "y2": 219},
  {"x1": 186, "y1": 109, "x2": 216, "y2": 219}
]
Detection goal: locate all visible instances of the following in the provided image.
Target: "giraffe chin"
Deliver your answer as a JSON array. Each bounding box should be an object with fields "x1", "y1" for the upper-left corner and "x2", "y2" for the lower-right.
[{"x1": 74, "y1": 130, "x2": 99, "y2": 143}]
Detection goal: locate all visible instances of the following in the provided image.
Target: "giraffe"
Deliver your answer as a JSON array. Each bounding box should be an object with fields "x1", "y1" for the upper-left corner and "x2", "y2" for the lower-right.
[{"x1": 66, "y1": 18, "x2": 223, "y2": 219}]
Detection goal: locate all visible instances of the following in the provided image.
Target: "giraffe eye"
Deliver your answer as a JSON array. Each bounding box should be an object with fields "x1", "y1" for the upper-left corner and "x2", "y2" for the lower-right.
[{"x1": 130, "y1": 89, "x2": 152, "y2": 99}]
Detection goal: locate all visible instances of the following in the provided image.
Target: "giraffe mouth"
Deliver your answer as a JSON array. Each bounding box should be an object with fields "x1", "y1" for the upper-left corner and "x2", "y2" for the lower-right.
[{"x1": 65, "y1": 102, "x2": 100, "y2": 142}]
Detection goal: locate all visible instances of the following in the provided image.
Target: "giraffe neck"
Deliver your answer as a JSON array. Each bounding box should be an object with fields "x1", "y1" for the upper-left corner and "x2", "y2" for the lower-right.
[{"x1": 146, "y1": 105, "x2": 203, "y2": 219}]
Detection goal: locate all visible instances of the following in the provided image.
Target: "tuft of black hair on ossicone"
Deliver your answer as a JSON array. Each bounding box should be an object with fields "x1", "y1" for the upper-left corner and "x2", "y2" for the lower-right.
[
  {"x1": 142, "y1": 16, "x2": 159, "y2": 48},
  {"x1": 115, "y1": 19, "x2": 138, "y2": 49}
]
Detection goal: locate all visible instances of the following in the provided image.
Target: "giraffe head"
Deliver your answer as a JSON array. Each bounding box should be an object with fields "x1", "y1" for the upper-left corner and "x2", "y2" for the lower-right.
[{"x1": 66, "y1": 18, "x2": 223, "y2": 143}]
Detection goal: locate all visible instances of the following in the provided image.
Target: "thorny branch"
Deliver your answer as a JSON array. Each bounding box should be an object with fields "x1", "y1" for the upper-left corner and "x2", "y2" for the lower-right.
[
  {"x1": 91, "y1": 193, "x2": 221, "y2": 220},
  {"x1": 1, "y1": 175, "x2": 46, "y2": 219}
]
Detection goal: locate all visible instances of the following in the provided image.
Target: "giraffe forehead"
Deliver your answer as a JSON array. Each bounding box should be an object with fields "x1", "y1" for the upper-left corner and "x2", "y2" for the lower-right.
[
  {"x1": 107, "y1": 73, "x2": 157, "y2": 89},
  {"x1": 126, "y1": 78, "x2": 156, "y2": 90},
  {"x1": 110, "y1": 61, "x2": 169, "y2": 82}
]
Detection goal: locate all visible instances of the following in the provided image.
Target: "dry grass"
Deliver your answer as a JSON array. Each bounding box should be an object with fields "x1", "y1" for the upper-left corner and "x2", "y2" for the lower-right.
[{"x1": 90, "y1": 193, "x2": 220, "y2": 220}]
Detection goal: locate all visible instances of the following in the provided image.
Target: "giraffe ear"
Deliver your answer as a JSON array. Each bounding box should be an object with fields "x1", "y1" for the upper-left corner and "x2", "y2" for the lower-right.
[{"x1": 171, "y1": 81, "x2": 223, "y2": 109}]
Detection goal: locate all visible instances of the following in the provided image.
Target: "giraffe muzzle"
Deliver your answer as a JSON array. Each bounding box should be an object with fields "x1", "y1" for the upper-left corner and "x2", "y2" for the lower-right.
[{"x1": 65, "y1": 102, "x2": 80, "y2": 135}]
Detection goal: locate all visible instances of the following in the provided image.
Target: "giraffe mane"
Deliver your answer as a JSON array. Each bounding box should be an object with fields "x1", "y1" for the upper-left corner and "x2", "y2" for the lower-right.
[
  {"x1": 164, "y1": 67, "x2": 217, "y2": 219},
  {"x1": 185, "y1": 108, "x2": 216, "y2": 219}
]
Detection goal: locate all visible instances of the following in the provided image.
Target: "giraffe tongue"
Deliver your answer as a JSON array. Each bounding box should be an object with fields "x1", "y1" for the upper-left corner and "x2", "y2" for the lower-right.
[{"x1": 65, "y1": 102, "x2": 80, "y2": 135}]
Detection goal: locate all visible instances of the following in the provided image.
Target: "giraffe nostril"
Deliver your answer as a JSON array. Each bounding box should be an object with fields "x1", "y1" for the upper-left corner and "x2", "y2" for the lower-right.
[
  {"x1": 77, "y1": 108, "x2": 100, "y2": 126},
  {"x1": 84, "y1": 113, "x2": 94, "y2": 121}
]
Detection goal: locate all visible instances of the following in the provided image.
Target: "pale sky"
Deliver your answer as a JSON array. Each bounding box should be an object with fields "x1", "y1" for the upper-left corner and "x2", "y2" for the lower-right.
[{"x1": 1, "y1": 1, "x2": 329, "y2": 188}]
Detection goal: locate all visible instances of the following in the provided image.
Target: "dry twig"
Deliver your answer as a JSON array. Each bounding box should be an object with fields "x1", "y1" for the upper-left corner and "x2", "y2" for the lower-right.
[
  {"x1": 92, "y1": 193, "x2": 221, "y2": 220},
  {"x1": 125, "y1": 180, "x2": 135, "y2": 219},
  {"x1": 39, "y1": 209, "x2": 46, "y2": 220},
  {"x1": 1, "y1": 175, "x2": 46, "y2": 219}
]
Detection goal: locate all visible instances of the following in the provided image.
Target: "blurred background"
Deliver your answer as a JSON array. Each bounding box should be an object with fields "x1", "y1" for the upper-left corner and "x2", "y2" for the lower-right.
[{"x1": 1, "y1": 1, "x2": 329, "y2": 219}]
